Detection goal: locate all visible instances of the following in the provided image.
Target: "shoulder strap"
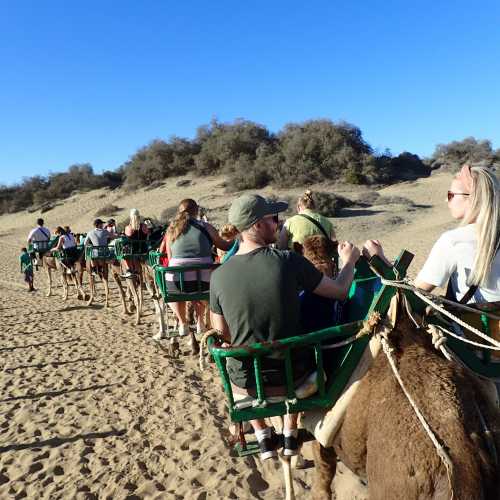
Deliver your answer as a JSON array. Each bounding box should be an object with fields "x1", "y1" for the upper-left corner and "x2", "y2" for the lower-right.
[
  {"x1": 297, "y1": 213, "x2": 329, "y2": 240},
  {"x1": 459, "y1": 285, "x2": 479, "y2": 304},
  {"x1": 446, "y1": 279, "x2": 478, "y2": 305},
  {"x1": 40, "y1": 227, "x2": 50, "y2": 240},
  {"x1": 189, "y1": 220, "x2": 213, "y2": 247}
]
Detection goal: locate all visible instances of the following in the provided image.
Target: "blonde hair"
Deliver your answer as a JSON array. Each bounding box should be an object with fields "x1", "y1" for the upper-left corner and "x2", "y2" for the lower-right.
[
  {"x1": 129, "y1": 208, "x2": 141, "y2": 231},
  {"x1": 462, "y1": 165, "x2": 500, "y2": 287},
  {"x1": 167, "y1": 199, "x2": 198, "y2": 242},
  {"x1": 297, "y1": 189, "x2": 315, "y2": 210}
]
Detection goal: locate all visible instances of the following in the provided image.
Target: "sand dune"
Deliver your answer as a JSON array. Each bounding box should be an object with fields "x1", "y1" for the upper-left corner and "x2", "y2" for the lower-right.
[{"x1": 0, "y1": 171, "x2": 455, "y2": 499}]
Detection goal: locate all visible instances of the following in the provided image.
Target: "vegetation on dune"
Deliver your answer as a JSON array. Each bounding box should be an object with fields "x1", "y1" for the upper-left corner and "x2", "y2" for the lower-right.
[
  {"x1": 430, "y1": 137, "x2": 500, "y2": 171},
  {"x1": 1, "y1": 119, "x2": 498, "y2": 216}
]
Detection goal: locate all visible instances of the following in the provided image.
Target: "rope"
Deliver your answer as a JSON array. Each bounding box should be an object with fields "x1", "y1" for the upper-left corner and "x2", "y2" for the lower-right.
[
  {"x1": 380, "y1": 335, "x2": 454, "y2": 498},
  {"x1": 198, "y1": 329, "x2": 224, "y2": 371},
  {"x1": 381, "y1": 278, "x2": 500, "y2": 349},
  {"x1": 380, "y1": 278, "x2": 500, "y2": 321},
  {"x1": 321, "y1": 312, "x2": 382, "y2": 350}
]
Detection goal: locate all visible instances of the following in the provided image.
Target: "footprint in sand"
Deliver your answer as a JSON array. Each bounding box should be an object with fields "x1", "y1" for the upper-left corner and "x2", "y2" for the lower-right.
[{"x1": 28, "y1": 462, "x2": 43, "y2": 474}]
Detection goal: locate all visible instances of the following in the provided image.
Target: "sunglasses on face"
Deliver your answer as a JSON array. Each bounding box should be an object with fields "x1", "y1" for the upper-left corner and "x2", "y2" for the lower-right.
[{"x1": 447, "y1": 191, "x2": 470, "y2": 202}]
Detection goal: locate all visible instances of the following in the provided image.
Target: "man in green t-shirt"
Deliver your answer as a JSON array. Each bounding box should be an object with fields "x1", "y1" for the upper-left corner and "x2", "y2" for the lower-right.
[{"x1": 210, "y1": 194, "x2": 360, "y2": 459}]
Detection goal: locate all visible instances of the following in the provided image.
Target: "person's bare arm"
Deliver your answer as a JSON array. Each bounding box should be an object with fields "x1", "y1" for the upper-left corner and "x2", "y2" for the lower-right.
[
  {"x1": 206, "y1": 224, "x2": 232, "y2": 251},
  {"x1": 413, "y1": 278, "x2": 436, "y2": 292},
  {"x1": 313, "y1": 241, "x2": 360, "y2": 301},
  {"x1": 362, "y1": 239, "x2": 392, "y2": 267},
  {"x1": 210, "y1": 311, "x2": 231, "y2": 343},
  {"x1": 165, "y1": 234, "x2": 172, "y2": 260},
  {"x1": 159, "y1": 237, "x2": 167, "y2": 254},
  {"x1": 124, "y1": 225, "x2": 133, "y2": 237},
  {"x1": 52, "y1": 236, "x2": 63, "y2": 252},
  {"x1": 313, "y1": 262, "x2": 356, "y2": 301}
]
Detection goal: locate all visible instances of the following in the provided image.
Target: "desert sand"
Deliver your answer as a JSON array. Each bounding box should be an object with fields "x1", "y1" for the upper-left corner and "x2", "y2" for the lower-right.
[{"x1": 0, "y1": 171, "x2": 455, "y2": 499}]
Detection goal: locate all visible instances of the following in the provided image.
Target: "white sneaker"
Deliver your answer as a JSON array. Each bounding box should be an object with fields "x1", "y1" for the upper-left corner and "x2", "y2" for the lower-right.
[
  {"x1": 178, "y1": 324, "x2": 189, "y2": 337},
  {"x1": 121, "y1": 271, "x2": 133, "y2": 278},
  {"x1": 152, "y1": 332, "x2": 165, "y2": 341}
]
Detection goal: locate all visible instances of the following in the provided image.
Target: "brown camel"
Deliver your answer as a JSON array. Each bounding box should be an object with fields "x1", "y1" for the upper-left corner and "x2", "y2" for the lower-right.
[
  {"x1": 38, "y1": 250, "x2": 84, "y2": 300},
  {"x1": 310, "y1": 300, "x2": 500, "y2": 500}
]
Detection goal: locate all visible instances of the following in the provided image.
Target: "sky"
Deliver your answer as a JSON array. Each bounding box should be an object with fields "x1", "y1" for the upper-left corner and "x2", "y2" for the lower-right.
[{"x1": 1, "y1": 0, "x2": 499, "y2": 185}]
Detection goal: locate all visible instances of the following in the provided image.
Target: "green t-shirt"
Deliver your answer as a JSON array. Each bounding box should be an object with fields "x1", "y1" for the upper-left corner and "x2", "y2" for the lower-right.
[
  {"x1": 284, "y1": 209, "x2": 334, "y2": 248},
  {"x1": 210, "y1": 246, "x2": 323, "y2": 387},
  {"x1": 19, "y1": 253, "x2": 32, "y2": 272}
]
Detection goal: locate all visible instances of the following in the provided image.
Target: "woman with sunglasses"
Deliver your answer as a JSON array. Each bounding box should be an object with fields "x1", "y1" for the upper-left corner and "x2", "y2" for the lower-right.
[
  {"x1": 366, "y1": 164, "x2": 499, "y2": 302},
  {"x1": 413, "y1": 164, "x2": 500, "y2": 303}
]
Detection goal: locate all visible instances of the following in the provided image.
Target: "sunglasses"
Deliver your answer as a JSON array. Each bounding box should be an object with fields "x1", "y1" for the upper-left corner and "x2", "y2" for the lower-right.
[{"x1": 447, "y1": 191, "x2": 470, "y2": 202}]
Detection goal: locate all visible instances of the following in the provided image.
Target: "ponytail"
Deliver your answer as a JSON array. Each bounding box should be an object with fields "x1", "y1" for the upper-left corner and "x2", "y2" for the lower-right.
[{"x1": 167, "y1": 199, "x2": 199, "y2": 242}]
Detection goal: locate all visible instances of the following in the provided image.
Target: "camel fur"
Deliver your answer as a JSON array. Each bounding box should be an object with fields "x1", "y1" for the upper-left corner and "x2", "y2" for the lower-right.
[
  {"x1": 311, "y1": 296, "x2": 500, "y2": 500},
  {"x1": 302, "y1": 235, "x2": 338, "y2": 278}
]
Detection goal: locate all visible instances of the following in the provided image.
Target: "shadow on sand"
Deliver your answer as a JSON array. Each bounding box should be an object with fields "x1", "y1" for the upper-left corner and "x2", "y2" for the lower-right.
[
  {"x1": 4, "y1": 357, "x2": 97, "y2": 372},
  {"x1": 0, "y1": 428, "x2": 126, "y2": 453},
  {"x1": 0, "y1": 382, "x2": 121, "y2": 403},
  {"x1": 0, "y1": 339, "x2": 81, "y2": 352}
]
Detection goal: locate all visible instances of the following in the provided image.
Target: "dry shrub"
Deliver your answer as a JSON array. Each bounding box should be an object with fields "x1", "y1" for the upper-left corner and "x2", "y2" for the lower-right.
[{"x1": 95, "y1": 204, "x2": 121, "y2": 216}]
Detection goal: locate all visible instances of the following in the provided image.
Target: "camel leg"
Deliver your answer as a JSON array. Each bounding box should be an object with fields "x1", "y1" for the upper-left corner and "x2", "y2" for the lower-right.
[
  {"x1": 311, "y1": 441, "x2": 336, "y2": 500},
  {"x1": 126, "y1": 278, "x2": 141, "y2": 325},
  {"x1": 102, "y1": 268, "x2": 110, "y2": 308},
  {"x1": 61, "y1": 272, "x2": 69, "y2": 301},
  {"x1": 145, "y1": 279, "x2": 167, "y2": 340},
  {"x1": 45, "y1": 266, "x2": 52, "y2": 297},
  {"x1": 111, "y1": 271, "x2": 129, "y2": 315},
  {"x1": 138, "y1": 272, "x2": 144, "y2": 317},
  {"x1": 74, "y1": 271, "x2": 85, "y2": 300},
  {"x1": 87, "y1": 272, "x2": 95, "y2": 306}
]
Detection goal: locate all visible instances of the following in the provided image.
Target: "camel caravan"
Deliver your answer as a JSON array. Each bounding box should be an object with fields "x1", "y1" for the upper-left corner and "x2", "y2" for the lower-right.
[{"x1": 22, "y1": 164, "x2": 500, "y2": 499}]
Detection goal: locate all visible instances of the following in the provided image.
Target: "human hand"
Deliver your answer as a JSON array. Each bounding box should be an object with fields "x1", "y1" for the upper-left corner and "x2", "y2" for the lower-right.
[
  {"x1": 362, "y1": 239, "x2": 386, "y2": 260},
  {"x1": 338, "y1": 241, "x2": 360, "y2": 265}
]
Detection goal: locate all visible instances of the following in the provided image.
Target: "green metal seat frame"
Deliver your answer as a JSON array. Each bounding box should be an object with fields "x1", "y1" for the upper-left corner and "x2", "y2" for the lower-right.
[
  {"x1": 154, "y1": 263, "x2": 219, "y2": 303},
  {"x1": 207, "y1": 251, "x2": 413, "y2": 425},
  {"x1": 153, "y1": 262, "x2": 219, "y2": 339},
  {"x1": 114, "y1": 237, "x2": 150, "y2": 261},
  {"x1": 148, "y1": 250, "x2": 167, "y2": 268},
  {"x1": 84, "y1": 245, "x2": 116, "y2": 261}
]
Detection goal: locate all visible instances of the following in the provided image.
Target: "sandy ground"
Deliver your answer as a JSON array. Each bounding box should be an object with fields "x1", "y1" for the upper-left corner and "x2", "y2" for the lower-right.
[{"x1": 0, "y1": 171, "x2": 455, "y2": 499}]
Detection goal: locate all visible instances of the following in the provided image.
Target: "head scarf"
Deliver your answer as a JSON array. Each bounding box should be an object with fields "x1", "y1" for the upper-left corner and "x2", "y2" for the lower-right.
[{"x1": 456, "y1": 164, "x2": 474, "y2": 193}]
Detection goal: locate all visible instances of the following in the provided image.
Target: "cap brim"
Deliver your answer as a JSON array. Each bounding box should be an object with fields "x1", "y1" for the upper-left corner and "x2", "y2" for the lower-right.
[{"x1": 263, "y1": 200, "x2": 288, "y2": 215}]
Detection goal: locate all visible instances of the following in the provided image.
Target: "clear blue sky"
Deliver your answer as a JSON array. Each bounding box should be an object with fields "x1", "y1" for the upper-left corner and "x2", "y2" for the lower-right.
[{"x1": 1, "y1": 0, "x2": 499, "y2": 185}]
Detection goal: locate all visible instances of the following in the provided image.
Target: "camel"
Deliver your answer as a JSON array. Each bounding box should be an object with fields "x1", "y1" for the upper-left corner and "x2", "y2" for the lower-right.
[
  {"x1": 38, "y1": 249, "x2": 85, "y2": 300},
  {"x1": 309, "y1": 297, "x2": 500, "y2": 500},
  {"x1": 85, "y1": 250, "x2": 111, "y2": 307}
]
